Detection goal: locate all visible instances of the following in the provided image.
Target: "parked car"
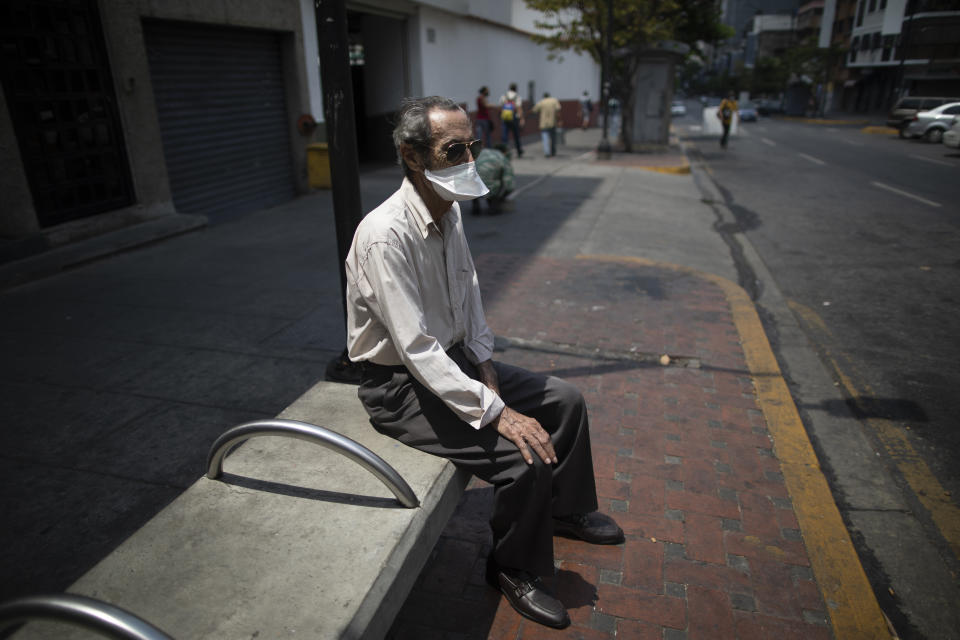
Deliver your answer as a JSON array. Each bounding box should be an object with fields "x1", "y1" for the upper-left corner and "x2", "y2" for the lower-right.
[
  {"x1": 738, "y1": 101, "x2": 758, "y2": 122},
  {"x1": 671, "y1": 100, "x2": 687, "y2": 116},
  {"x1": 887, "y1": 96, "x2": 956, "y2": 137},
  {"x1": 943, "y1": 120, "x2": 960, "y2": 149},
  {"x1": 903, "y1": 102, "x2": 960, "y2": 143},
  {"x1": 754, "y1": 98, "x2": 784, "y2": 115}
]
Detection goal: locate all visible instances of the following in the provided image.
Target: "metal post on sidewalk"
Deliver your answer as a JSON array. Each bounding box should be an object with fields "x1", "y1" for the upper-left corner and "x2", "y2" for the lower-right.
[
  {"x1": 596, "y1": 0, "x2": 613, "y2": 160},
  {"x1": 315, "y1": 0, "x2": 364, "y2": 384}
]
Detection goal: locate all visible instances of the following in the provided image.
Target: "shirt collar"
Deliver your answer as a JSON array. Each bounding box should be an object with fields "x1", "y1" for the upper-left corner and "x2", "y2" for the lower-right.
[{"x1": 401, "y1": 177, "x2": 459, "y2": 239}]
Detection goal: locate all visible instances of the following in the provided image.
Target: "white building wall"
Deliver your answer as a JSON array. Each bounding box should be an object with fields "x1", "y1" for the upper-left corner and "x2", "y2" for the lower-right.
[
  {"x1": 851, "y1": 2, "x2": 894, "y2": 67},
  {"x1": 882, "y1": 0, "x2": 907, "y2": 34},
  {"x1": 414, "y1": 5, "x2": 599, "y2": 106},
  {"x1": 300, "y1": 0, "x2": 324, "y2": 121},
  {"x1": 819, "y1": 0, "x2": 836, "y2": 48}
]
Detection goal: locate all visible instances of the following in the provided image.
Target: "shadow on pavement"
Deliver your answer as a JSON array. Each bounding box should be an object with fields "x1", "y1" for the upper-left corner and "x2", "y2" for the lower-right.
[{"x1": 0, "y1": 161, "x2": 605, "y2": 605}]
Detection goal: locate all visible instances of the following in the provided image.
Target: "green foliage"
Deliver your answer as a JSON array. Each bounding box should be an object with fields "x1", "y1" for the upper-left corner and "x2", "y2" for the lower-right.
[
  {"x1": 751, "y1": 37, "x2": 847, "y2": 95},
  {"x1": 526, "y1": 0, "x2": 727, "y2": 64},
  {"x1": 751, "y1": 56, "x2": 788, "y2": 95},
  {"x1": 524, "y1": 0, "x2": 726, "y2": 149}
]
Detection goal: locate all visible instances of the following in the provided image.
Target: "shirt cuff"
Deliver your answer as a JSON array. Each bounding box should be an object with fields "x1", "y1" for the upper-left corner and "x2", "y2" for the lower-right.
[
  {"x1": 477, "y1": 392, "x2": 506, "y2": 429},
  {"x1": 464, "y1": 336, "x2": 494, "y2": 365}
]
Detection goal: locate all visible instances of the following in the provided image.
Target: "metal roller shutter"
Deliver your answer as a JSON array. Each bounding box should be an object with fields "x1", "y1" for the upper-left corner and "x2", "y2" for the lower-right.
[{"x1": 144, "y1": 20, "x2": 295, "y2": 218}]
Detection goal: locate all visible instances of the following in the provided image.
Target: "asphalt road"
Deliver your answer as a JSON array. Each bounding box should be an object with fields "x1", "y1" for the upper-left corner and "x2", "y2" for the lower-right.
[{"x1": 676, "y1": 102, "x2": 960, "y2": 639}]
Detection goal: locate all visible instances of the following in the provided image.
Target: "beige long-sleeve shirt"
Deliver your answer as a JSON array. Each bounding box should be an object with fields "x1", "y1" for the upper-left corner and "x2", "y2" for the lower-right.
[
  {"x1": 533, "y1": 96, "x2": 562, "y2": 130},
  {"x1": 345, "y1": 178, "x2": 505, "y2": 429}
]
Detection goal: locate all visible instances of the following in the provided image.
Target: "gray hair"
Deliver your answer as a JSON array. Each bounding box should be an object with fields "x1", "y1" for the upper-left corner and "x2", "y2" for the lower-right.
[{"x1": 392, "y1": 96, "x2": 464, "y2": 177}]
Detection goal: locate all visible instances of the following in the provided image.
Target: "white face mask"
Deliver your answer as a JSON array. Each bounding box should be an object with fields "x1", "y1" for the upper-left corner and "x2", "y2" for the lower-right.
[{"x1": 424, "y1": 162, "x2": 490, "y2": 201}]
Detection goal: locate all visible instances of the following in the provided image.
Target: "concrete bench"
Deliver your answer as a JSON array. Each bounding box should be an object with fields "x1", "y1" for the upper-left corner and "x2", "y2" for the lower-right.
[{"x1": 13, "y1": 382, "x2": 470, "y2": 639}]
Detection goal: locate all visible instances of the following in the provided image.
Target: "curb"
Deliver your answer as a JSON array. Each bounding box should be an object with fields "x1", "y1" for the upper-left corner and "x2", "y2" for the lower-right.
[
  {"x1": 0, "y1": 213, "x2": 207, "y2": 291},
  {"x1": 577, "y1": 254, "x2": 892, "y2": 640}
]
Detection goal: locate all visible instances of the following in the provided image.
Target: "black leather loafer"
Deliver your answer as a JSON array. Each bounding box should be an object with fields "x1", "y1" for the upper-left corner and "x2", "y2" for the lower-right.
[
  {"x1": 554, "y1": 512, "x2": 625, "y2": 545},
  {"x1": 486, "y1": 560, "x2": 570, "y2": 629}
]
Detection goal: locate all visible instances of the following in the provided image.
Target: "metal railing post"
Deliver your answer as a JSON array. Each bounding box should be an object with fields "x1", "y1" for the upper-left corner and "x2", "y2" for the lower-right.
[
  {"x1": 0, "y1": 594, "x2": 173, "y2": 640},
  {"x1": 206, "y1": 419, "x2": 419, "y2": 508}
]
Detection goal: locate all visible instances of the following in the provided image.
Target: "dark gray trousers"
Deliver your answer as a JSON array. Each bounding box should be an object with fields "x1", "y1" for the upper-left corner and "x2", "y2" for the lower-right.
[{"x1": 357, "y1": 345, "x2": 599, "y2": 577}]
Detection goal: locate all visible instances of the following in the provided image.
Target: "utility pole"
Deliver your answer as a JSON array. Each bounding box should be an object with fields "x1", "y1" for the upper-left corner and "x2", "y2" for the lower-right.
[
  {"x1": 315, "y1": 0, "x2": 364, "y2": 383},
  {"x1": 597, "y1": 0, "x2": 613, "y2": 160}
]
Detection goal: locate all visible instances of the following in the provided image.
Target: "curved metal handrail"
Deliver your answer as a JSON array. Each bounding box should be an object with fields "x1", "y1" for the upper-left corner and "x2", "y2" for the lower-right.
[
  {"x1": 206, "y1": 419, "x2": 419, "y2": 508},
  {"x1": 0, "y1": 594, "x2": 173, "y2": 639}
]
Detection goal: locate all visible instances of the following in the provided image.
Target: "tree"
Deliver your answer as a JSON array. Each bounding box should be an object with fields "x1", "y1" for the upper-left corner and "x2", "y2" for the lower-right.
[
  {"x1": 525, "y1": 0, "x2": 729, "y2": 151},
  {"x1": 751, "y1": 56, "x2": 789, "y2": 96}
]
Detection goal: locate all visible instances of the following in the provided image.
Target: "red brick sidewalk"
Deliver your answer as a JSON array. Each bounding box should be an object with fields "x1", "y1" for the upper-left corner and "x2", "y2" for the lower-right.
[{"x1": 387, "y1": 255, "x2": 833, "y2": 640}]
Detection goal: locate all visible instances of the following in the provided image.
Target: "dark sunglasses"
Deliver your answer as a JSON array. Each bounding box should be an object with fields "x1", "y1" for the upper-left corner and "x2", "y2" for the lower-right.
[{"x1": 444, "y1": 139, "x2": 483, "y2": 163}]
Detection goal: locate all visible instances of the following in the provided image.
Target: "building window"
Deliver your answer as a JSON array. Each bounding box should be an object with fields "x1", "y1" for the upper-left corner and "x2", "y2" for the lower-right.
[
  {"x1": 873, "y1": 32, "x2": 882, "y2": 49},
  {"x1": 856, "y1": 0, "x2": 865, "y2": 26},
  {"x1": 882, "y1": 34, "x2": 894, "y2": 61},
  {"x1": 880, "y1": 0, "x2": 887, "y2": 8},
  {"x1": 868, "y1": 0, "x2": 876, "y2": 11}
]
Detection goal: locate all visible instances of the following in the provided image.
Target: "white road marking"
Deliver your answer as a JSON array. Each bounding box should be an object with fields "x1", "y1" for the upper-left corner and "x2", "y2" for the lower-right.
[
  {"x1": 871, "y1": 181, "x2": 942, "y2": 208},
  {"x1": 799, "y1": 152, "x2": 826, "y2": 166},
  {"x1": 841, "y1": 138, "x2": 865, "y2": 146},
  {"x1": 761, "y1": 137, "x2": 776, "y2": 146},
  {"x1": 909, "y1": 154, "x2": 953, "y2": 167}
]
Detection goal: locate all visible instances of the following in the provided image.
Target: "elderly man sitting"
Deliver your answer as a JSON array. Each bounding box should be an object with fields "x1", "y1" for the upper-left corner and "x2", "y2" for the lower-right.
[{"x1": 345, "y1": 96, "x2": 623, "y2": 629}]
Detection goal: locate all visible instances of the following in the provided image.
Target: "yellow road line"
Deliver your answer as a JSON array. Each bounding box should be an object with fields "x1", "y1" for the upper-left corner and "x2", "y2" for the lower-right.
[
  {"x1": 634, "y1": 164, "x2": 691, "y2": 175},
  {"x1": 861, "y1": 126, "x2": 899, "y2": 135},
  {"x1": 578, "y1": 255, "x2": 891, "y2": 640},
  {"x1": 788, "y1": 300, "x2": 960, "y2": 561}
]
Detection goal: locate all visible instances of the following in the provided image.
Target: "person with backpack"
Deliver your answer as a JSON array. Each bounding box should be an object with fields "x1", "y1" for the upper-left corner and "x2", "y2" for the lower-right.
[
  {"x1": 717, "y1": 91, "x2": 738, "y2": 149},
  {"x1": 499, "y1": 83, "x2": 524, "y2": 157}
]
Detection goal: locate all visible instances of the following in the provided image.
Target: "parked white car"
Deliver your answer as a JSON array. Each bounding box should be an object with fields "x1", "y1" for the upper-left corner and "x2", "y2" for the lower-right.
[
  {"x1": 671, "y1": 100, "x2": 687, "y2": 116},
  {"x1": 903, "y1": 101, "x2": 960, "y2": 143},
  {"x1": 944, "y1": 120, "x2": 960, "y2": 149}
]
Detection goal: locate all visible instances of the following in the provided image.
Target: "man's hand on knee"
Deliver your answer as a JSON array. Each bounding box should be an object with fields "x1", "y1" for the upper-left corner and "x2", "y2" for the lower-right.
[{"x1": 494, "y1": 407, "x2": 557, "y2": 465}]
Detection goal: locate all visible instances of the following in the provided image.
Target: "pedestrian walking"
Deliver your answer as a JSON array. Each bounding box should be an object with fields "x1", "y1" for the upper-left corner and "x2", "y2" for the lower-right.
[
  {"x1": 532, "y1": 92, "x2": 562, "y2": 157},
  {"x1": 499, "y1": 83, "x2": 524, "y2": 157},
  {"x1": 580, "y1": 90, "x2": 593, "y2": 129},
  {"x1": 345, "y1": 96, "x2": 622, "y2": 630},
  {"x1": 475, "y1": 86, "x2": 494, "y2": 149},
  {"x1": 718, "y1": 91, "x2": 738, "y2": 149}
]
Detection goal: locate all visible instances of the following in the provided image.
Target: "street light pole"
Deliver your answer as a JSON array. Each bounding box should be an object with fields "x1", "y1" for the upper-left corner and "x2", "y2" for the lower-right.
[
  {"x1": 315, "y1": 0, "x2": 364, "y2": 383},
  {"x1": 597, "y1": 0, "x2": 613, "y2": 159}
]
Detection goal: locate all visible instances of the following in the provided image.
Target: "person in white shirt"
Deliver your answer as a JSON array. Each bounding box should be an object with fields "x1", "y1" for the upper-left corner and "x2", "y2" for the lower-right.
[{"x1": 345, "y1": 96, "x2": 622, "y2": 629}]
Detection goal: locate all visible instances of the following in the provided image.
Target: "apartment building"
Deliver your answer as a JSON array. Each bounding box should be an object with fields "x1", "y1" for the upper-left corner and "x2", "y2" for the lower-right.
[{"x1": 819, "y1": 0, "x2": 960, "y2": 113}]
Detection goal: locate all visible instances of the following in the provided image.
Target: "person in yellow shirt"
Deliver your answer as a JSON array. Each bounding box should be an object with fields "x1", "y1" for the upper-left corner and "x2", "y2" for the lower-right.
[
  {"x1": 717, "y1": 92, "x2": 738, "y2": 149},
  {"x1": 532, "y1": 92, "x2": 563, "y2": 157}
]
